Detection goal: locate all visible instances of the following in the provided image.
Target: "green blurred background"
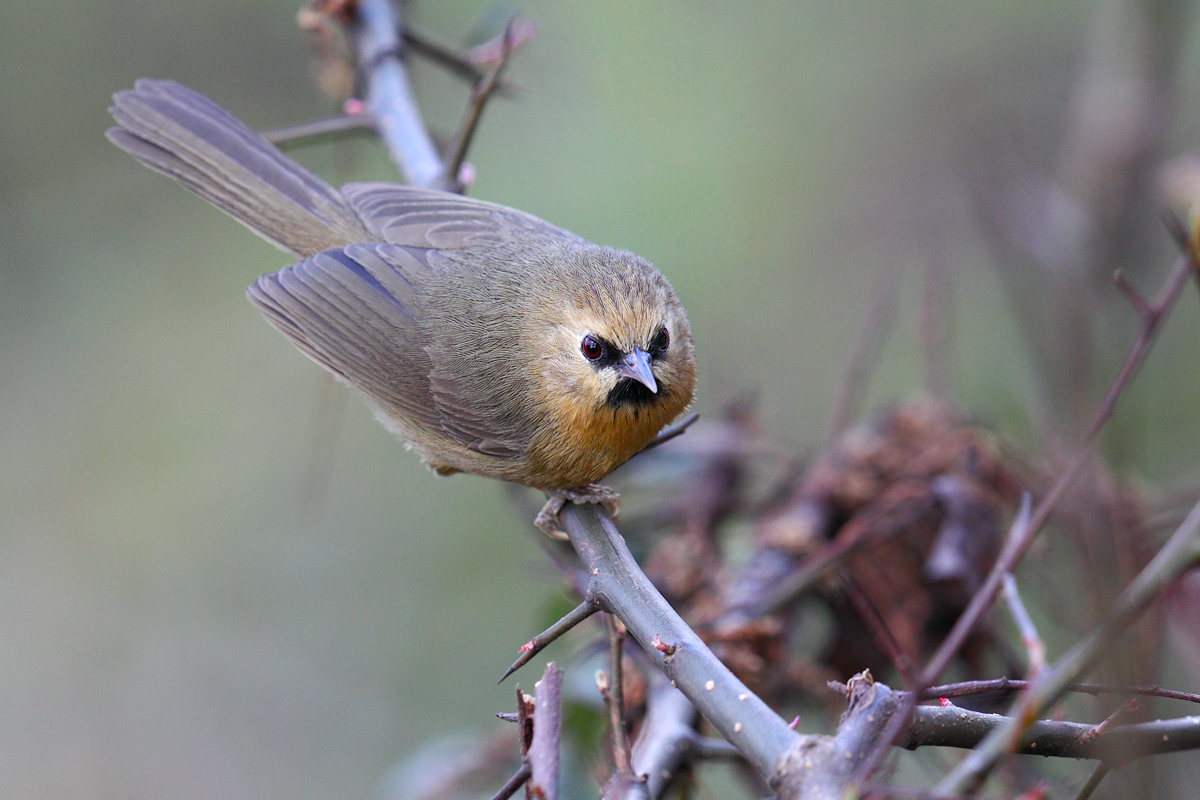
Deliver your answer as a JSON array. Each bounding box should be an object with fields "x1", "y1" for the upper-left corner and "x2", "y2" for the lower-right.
[{"x1": 3, "y1": 1, "x2": 1200, "y2": 797}]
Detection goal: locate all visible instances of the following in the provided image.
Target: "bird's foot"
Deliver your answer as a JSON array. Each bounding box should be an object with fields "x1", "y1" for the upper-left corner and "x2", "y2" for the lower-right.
[{"x1": 535, "y1": 484, "x2": 621, "y2": 539}]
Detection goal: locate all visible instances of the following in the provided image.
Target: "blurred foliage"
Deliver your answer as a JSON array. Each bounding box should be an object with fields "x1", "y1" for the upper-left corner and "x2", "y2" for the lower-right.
[{"x1": 3, "y1": 1, "x2": 1200, "y2": 798}]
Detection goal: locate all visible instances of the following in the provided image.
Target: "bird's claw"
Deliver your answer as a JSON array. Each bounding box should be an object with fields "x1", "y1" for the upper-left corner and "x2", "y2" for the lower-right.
[{"x1": 536, "y1": 484, "x2": 621, "y2": 538}]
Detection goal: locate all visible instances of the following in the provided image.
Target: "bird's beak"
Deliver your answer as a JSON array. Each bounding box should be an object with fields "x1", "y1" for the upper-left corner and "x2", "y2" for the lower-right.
[{"x1": 617, "y1": 348, "x2": 658, "y2": 393}]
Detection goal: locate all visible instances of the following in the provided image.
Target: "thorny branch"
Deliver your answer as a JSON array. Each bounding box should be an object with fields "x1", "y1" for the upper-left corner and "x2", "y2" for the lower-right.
[
  {"x1": 444, "y1": 18, "x2": 535, "y2": 190},
  {"x1": 922, "y1": 251, "x2": 1196, "y2": 688},
  {"x1": 348, "y1": 0, "x2": 445, "y2": 187},
  {"x1": 934, "y1": 493, "x2": 1200, "y2": 795},
  {"x1": 528, "y1": 663, "x2": 563, "y2": 800},
  {"x1": 920, "y1": 678, "x2": 1200, "y2": 706},
  {"x1": 267, "y1": 4, "x2": 1200, "y2": 796},
  {"x1": 852, "y1": 247, "x2": 1199, "y2": 787},
  {"x1": 559, "y1": 503, "x2": 800, "y2": 785}
]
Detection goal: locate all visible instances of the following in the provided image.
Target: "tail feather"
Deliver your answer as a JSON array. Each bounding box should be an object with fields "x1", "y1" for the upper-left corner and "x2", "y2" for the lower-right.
[{"x1": 107, "y1": 79, "x2": 371, "y2": 256}]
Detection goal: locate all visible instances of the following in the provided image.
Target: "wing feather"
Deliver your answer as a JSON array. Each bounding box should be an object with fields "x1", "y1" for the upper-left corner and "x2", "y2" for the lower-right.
[
  {"x1": 246, "y1": 240, "x2": 531, "y2": 460},
  {"x1": 247, "y1": 243, "x2": 440, "y2": 432},
  {"x1": 341, "y1": 183, "x2": 582, "y2": 250}
]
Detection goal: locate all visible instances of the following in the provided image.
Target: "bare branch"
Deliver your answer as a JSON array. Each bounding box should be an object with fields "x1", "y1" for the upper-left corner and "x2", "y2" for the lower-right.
[
  {"x1": 920, "y1": 251, "x2": 1196, "y2": 688},
  {"x1": 499, "y1": 600, "x2": 599, "y2": 683},
  {"x1": 444, "y1": 19, "x2": 535, "y2": 191},
  {"x1": 1079, "y1": 698, "x2": 1138, "y2": 743},
  {"x1": 262, "y1": 111, "x2": 377, "y2": 147},
  {"x1": 639, "y1": 412, "x2": 700, "y2": 453},
  {"x1": 613, "y1": 673, "x2": 695, "y2": 800},
  {"x1": 489, "y1": 763, "x2": 532, "y2": 800},
  {"x1": 841, "y1": 574, "x2": 918, "y2": 687},
  {"x1": 933, "y1": 494, "x2": 1200, "y2": 795},
  {"x1": 1002, "y1": 571, "x2": 1045, "y2": 677},
  {"x1": 1074, "y1": 764, "x2": 1110, "y2": 800},
  {"x1": 559, "y1": 504, "x2": 800, "y2": 787},
  {"x1": 905, "y1": 700, "x2": 1200, "y2": 765},
  {"x1": 603, "y1": 614, "x2": 635, "y2": 780},
  {"x1": 824, "y1": 264, "x2": 902, "y2": 447},
  {"x1": 349, "y1": 0, "x2": 446, "y2": 187},
  {"x1": 774, "y1": 675, "x2": 907, "y2": 800},
  {"x1": 921, "y1": 678, "x2": 1200, "y2": 706},
  {"x1": 528, "y1": 663, "x2": 563, "y2": 800},
  {"x1": 401, "y1": 24, "x2": 520, "y2": 95}
]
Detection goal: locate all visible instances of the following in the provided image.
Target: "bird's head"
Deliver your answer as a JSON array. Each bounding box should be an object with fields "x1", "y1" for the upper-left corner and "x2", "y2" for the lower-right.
[{"x1": 537, "y1": 248, "x2": 695, "y2": 448}]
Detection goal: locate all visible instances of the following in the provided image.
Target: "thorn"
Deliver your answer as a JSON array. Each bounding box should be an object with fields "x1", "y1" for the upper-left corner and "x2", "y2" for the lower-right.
[
  {"x1": 1080, "y1": 698, "x2": 1138, "y2": 743},
  {"x1": 1113, "y1": 270, "x2": 1151, "y2": 317},
  {"x1": 640, "y1": 412, "x2": 700, "y2": 453},
  {"x1": 498, "y1": 600, "x2": 599, "y2": 683}
]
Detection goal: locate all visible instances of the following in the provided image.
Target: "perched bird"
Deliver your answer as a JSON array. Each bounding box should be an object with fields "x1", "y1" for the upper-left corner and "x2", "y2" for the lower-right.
[{"x1": 107, "y1": 80, "x2": 695, "y2": 534}]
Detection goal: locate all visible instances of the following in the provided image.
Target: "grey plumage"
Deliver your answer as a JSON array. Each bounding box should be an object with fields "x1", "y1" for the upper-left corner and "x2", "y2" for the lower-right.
[{"x1": 108, "y1": 79, "x2": 695, "y2": 491}]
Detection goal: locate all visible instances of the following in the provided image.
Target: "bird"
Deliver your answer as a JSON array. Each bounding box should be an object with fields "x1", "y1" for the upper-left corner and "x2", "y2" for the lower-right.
[{"x1": 107, "y1": 79, "x2": 696, "y2": 535}]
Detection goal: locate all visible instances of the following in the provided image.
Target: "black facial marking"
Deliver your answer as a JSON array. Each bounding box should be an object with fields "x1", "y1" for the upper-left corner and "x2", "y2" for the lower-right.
[{"x1": 606, "y1": 378, "x2": 660, "y2": 410}]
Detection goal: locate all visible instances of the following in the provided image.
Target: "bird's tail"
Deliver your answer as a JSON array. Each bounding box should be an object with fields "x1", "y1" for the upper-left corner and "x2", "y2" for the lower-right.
[{"x1": 107, "y1": 79, "x2": 371, "y2": 257}]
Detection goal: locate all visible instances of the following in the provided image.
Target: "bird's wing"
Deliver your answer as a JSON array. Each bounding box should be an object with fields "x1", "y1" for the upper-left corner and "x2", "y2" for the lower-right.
[
  {"x1": 247, "y1": 242, "x2": 443, "y2": 435},
  {"x1": 247, "y1": 240, "x2": 530, "y2": 460},
  {"x1": 337, "y1": 184, "x2": 584, "y2": 459},
  {"x1": 340, "y1": 183, "x2": 583, "y2": 249}
]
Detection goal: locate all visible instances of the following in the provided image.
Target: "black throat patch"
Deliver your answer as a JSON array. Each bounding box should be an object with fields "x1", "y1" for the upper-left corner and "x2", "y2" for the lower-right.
[{"x1": 606, "y1": 378, "x2": 659, "y2": 410}]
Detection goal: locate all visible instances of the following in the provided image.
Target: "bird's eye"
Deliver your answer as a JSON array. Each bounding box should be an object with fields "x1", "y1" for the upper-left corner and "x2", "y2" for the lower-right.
[
  {"x1": 652, "y1": 326, "x2": 670, "y2": 354},
  {"x1": 581, "y1": 335, "x2": 604, "y2": 361}
]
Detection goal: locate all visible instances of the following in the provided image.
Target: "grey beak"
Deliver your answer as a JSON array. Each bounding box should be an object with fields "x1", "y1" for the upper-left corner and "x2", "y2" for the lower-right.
[{"x1": 617, "y1": 347, "x2": 658, "y2": 393}]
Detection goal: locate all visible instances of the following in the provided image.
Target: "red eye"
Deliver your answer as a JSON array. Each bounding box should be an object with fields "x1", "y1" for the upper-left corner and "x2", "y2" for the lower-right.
[
  {"x1": 581, "y1": 335, "x2": 603, "y2": 361},
  {"x1": 653, "y1": 326, "x2": 670, "y2": 353}
]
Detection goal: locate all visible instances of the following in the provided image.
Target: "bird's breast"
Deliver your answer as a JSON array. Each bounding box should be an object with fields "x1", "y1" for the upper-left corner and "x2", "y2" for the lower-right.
[{"x1": 522, "y1": 391, "x2": 683, "y2": 490}]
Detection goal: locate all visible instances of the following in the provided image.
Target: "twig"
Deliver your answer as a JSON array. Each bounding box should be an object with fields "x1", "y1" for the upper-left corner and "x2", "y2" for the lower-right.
[
  {"x1": 603, "y1": 614, "x2": 635, "y2": 779},
  {"x1": 687, "y1": 736, "x2": 743, "y2": 760},
  {"x1": 1002, "y1": 571, "x2": 1045, "y2": 677},
  {"x1": 401, "y1": 24, "x2": 519, "y2": 95},
  {"x1": 605, "y1": 669, "x2": 744, "y2": 800},
  {"x1": 933, "y1": 493, "x2": 1200, "y2": 795},
  {"x1": 920, "y1": 678, "x2": 1200, "y2": 706},
  {"x1": 444, "y1": 18, "x2": 533, "y2": 191},
  {"x1": 841, "y1": 574, "x2": 917, "y2": 687},
  {"x1": 752, "y1": 496, "x2": 932, "y2": 617},
  {"x1": 489, "y1": 763, "x2": 532, "y2": 800},
  {"x1": 528, "y1": 663, "x2": 563, "y2": 800},
  {"x1": 349, "y1": 0, "x2": 445, "y2": 187},
  {"x1": 1079, "y1": 698, "x2": 1138, "y2": 743},
  {"x1": 639, "y1": 412, "x2": 700, "y2": 453},
  {"x1": 824, "y1": 263, "x2": 903, "y2": 447},
  {"x1": 609, "y1": 671, "x2": 692, "y2": 800},
  {"x1": 261, "y1": 112, "x2": 377, "y2": 148},
  {"x1": 904, "y1": 700, "x2": 1200, "y2": 764},
  {"x1": 499, "y1": 600, "x2": 599, "y2": 683},
  {"x1": 1073, "y1": 764, "x2": 1110, "y2": 800},
  {"x1": 920, "y1": 251, "x2": 1196, "y2": 688}
]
